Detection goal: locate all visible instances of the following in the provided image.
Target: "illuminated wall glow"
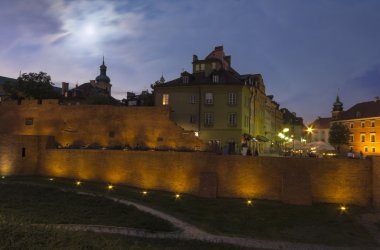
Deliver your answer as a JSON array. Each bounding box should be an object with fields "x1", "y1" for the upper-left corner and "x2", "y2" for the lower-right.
[{"x1": 1, "y1": 133, "x2": 379, "y2": 207}]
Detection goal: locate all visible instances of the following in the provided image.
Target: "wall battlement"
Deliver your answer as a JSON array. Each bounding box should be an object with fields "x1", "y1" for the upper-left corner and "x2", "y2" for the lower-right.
[{"x1": 0, "y1": 102, "x2": 206, "y2": 150}]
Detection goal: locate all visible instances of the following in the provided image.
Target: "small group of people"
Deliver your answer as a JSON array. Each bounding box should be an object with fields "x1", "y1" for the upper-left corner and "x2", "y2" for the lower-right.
[{"x1": 347, "y1": 149, "x2": 364, "y2": 159}]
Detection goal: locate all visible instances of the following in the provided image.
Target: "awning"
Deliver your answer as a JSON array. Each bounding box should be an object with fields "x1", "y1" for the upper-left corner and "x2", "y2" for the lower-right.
[{"x1": 255, "y1": 135, "x2": 270, "y2": 142}]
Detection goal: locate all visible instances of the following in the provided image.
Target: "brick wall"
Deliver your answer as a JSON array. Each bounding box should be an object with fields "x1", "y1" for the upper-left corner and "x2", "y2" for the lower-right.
[
  {"x1": 0, "y1": 133, "x2": 377, "y2": 208},
  {"x1": 0, "y1": 100, "x2": 206, "y2": 150}
]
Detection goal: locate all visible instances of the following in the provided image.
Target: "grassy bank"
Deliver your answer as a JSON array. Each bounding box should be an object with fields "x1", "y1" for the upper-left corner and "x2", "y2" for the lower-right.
[
  {"x1": 1, "y1": 176, "x2": 377, "y2": 247},
  {"x1": 0, "y1": 216, "x2": 244, "y2": 250}
]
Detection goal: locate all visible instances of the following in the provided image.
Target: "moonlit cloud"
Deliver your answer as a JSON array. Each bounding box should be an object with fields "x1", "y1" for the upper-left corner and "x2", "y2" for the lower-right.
[{"x1": 0, "y1": 0, "x2": 379, "y2": 123}]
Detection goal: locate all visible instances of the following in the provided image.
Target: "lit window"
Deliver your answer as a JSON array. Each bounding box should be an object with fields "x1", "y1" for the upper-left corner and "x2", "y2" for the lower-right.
[
  {"x1": 349, "y1": 134, "x2": 354, "y2": 143},
  {"x1": 204, "y1": 112, "x2": 214, "y2": 126},
  {"x1": 190, "y1": 95, "x2": 196, "y2": 104},
  {"x1": 228, "y1": 113, "x2": 237, "y2": 126},
  {"x1": 195, "y1": 64, "x2": 200, "y2": 71},
  {"x1": 371, "y1": 133, "x2": 376, "y2": 142},
  {"x1": 361, "y1": 122, "x2": 365, "y2": 128},
  {"x1": 350, "y1": 123, "x2": 354, "y2": 128},
  {"x1": 228, "y1": 92, "x2": 236, "y2": 105},
  {"x1": 361, "y1": 134, "x2": 366, "y2": 142},
  {"x1": 212, "y1": 75, "x2": 219, "y2": 83},
  {"x1": 372, "y1": 147, "x2": 376, "y2": 153},
  {"x1": 162, "y1": 94, "x2": 169, "y2": 105},
  {"x1": 200, "y1": 64, "x2": 205, "y2": 71},
  {"x1": 205, "y1": 93, "x2": 213, "y2": 105}
]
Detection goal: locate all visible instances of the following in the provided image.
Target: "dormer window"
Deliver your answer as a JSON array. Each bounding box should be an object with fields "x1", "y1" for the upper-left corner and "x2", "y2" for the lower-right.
[
  {"x1": 212, "y1": 74, "x2": 219, "y2": 83},
  {"x1": 182, "y1": 76, "x2": 189, "y2": 84}
]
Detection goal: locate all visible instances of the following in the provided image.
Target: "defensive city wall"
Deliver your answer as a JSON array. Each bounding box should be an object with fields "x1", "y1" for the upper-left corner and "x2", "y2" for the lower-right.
[
  {"x1": 1, "y1": 133, "x2": 380, "y2": 210},
  {"x1": 0, "y1": 100, "x2": 379, "y2": 209}
]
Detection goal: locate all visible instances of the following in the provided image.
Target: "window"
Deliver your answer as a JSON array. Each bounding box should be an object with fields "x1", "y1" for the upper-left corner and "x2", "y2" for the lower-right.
[
  {"x1": 371, "y1": 133, "x2": 376, "y2": 142},
  {"x1": 205, "y1": 93, "x2": 213, "y2": 105},
  {"x1": 228, "y1": 113, "x2": 237, "y2": 126},
  {"x1": 200, "y1": 64, "x2": 205, "y2": 71},
  {"x1": 350, "y1": 123, "x2": 354, "y2": 128},
  {"x1": 244, "y1": 115, "x2": 249, "y2": 127},
  {"x1": 212, "y1": 62, "x2": 216, "y2": 69},
  {"x1": 204, "y1": 112, "x2": 214, "y2": 126},
  {"x1": 361, "y1": 121, "x2": 365, "y2": 128},
  {"x1": 109, "y1": 131, "x2": 115, "y2": 138},
  {"x1": 182, "y1": 76, "x2": 189, "y2": 84},
  {"x1": 190, "y1": 95, "x2": 196, "y2": 104},
  {"x1": 361, "y1": 134, "x2": 366, "y2": 142},
  {"x1": 162, "y1": 94, "x2": 169, "y2": 105},
  {"x1": 190, "y1": 115, "x2": 197, "y2": 124},
  {"x1": 364, "y1": 147, "x2": 368, "y2": 153},
  {"x1": 195, "y1": 64, "x2": 200, "y2": 71},
  {"x1": 22, "y1": 147, "x2": 26, "y2": 157},
  {"x1": 212, "y1": 75, "x2": 219, "y2": 83},
  {"x1": 228, "y1": 92, "x2": 237, "y2": 105},
  {"x1": 372, "y1": 147, "x2": 376, "y2": 153},
  {"x1": 349, "y1": 134, "x2": 354, "y2": 143},
  {"x1": 371, "y1": 121, "x2": 375, "y2": 127},
  {"x1": 25, "y1": 118, "x2": 33, "y2": 125}
]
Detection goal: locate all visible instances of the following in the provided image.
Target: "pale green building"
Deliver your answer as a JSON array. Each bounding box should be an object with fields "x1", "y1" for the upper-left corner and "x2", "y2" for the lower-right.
[{"x1": 154, "y1": 46, "x2": 270, "y2": 153}]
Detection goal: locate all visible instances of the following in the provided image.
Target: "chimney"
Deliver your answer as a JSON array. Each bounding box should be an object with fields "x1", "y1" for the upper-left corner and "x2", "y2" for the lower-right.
[
  {"x1": 62, "y1": 82, "x2": 69, "y2": 96},
  {"x1": 192, "y1": 54, "x2": 198, "y2": 62}
]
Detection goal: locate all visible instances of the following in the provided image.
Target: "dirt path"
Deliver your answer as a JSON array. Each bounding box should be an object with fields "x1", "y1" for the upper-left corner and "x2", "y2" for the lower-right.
[
  {"x1": 3, "y1": 182, "x2": 378, "y2": 250},
  {"x1": 68, "y1": 191, "x2": 376, "y2": 250}
]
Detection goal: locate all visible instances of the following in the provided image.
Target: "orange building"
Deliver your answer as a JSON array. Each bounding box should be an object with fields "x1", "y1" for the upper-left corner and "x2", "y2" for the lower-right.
[{"x1": 335, "y1": 97, "x2": 380, "y2": 156}]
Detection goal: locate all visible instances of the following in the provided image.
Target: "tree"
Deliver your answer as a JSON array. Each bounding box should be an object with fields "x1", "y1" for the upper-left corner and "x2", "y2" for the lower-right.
[
  {"x1": 328, "y1": 122, "x2": 350, "y2": 153},
  {"x1": 3, "y1": 72, "x2": 59, "y2": 100}
]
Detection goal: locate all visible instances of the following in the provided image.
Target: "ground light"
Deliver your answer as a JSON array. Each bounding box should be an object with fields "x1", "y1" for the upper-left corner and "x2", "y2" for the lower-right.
[
  {"x1": 175, "y1": 193, "x2": 181, "y2": 199},
  {"x1": 76, "y1": 181, "x2": 81, "y2": 186},
  {"x1": 48, "y1": 178, "x2": 54, "y2": 181},
  {"x1": 246, "y1": 200, "x2": 253, "y2": 206},
  {"x1": 107, "y1": 184, "x2": 114, "y2": 190},
  {"x1": 142, "y1": 191, "x2": 148, "y2": 196},
  {"x1": 1, "y1": 176, "x2": 5, "y2": 179},
  {"x1": 339, "y1": 205, "x2": 348, "y2": 212}
]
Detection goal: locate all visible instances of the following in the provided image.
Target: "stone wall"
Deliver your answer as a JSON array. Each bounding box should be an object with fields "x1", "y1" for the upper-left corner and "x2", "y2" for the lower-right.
[
  {"x1": 0, "y1": 100, "x2": 206, "y2": 150},
  {"x1": 0, "y1": 133, "x2": 378, "y2": 209}
]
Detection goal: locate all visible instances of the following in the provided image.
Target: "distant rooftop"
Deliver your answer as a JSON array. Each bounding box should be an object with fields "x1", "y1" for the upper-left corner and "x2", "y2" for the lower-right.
[{"x1": 337, "y1": 98, "x2": 380, "y2": 120}]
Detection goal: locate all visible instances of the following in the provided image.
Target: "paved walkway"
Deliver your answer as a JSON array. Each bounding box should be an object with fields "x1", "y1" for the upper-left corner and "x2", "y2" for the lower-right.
[{"x1": 3, "y1": 181, "x2": 380, "y2": 250}]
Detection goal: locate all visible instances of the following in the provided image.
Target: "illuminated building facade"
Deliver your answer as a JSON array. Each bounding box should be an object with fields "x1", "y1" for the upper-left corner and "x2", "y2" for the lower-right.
[
  {"x1": 334, "y1": 97, "x2": 380, "y2": 156},
  {"x1": 154, "y1": 46, "x2": 278, "y2": 153}
]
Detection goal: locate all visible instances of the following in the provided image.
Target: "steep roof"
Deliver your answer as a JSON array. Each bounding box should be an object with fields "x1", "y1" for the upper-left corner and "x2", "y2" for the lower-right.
[
  {"x1": 0, "y1": 76, "x2": 16, "y2": 85},
  {"x1": 337, "y1": 99, "x2": 380, "y2": 120},
  {"x1": 309, "y1": 117, "x2": 331, "y2": 129},
  {"x1": 158, "y1": 69, "x2": 244, "y2": 87}
]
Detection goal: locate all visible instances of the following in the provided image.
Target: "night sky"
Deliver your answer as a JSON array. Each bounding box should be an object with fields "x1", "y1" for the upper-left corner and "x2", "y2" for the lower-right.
[{"x1": 1, "y1": 0, "x2": 379, "y2": 123}]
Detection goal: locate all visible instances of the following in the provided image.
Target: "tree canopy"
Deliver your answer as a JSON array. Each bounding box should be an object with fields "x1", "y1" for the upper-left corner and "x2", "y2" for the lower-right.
[
  {"x1": 3, "y1": 72, "x2": 59, "y2": 100},
  {"x1": 328, "y1": 122, "x2": 350, "y2": 152}
]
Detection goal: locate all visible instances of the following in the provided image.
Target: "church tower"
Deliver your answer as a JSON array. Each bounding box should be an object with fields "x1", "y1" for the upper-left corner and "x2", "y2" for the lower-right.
[
  {"x1": 92, "y1": 57, "x2": 112, "y2": 95},
  {"x1": 331, "y1": 95, "x2": 343, "y2": 120}
]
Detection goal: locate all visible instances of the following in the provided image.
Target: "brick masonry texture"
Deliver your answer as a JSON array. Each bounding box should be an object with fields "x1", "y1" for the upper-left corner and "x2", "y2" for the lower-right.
[{"x1": 1, "y1": 134, "x2": 378, "y2": 208}]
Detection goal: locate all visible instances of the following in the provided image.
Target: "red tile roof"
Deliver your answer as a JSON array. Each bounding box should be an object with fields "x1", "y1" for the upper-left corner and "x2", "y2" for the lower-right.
[{"x1": 337, "y1": 100, "x2": 380, "y2": 120}]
